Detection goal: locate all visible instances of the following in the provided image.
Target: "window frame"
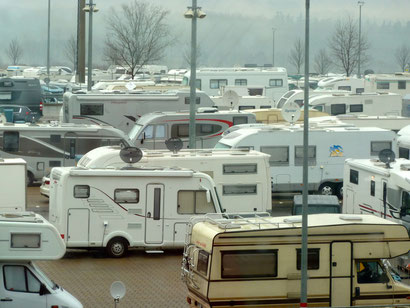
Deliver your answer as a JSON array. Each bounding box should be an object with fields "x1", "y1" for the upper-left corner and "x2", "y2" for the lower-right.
[
  {"x1": 376, "y1": 82, "x2": 390, "y2": 90},
  {"x1": 269, "y1": 79, "x2": 283, "y2": 87},
  {"x1": 260, "y1": 146, "x2": 289, "y2": 166},
  {"x1": 222, "y1": 184, "x2": 257, "y2": 195},
  {"x1": 370, "y1": 141, "x2": 392, "y2": 156},
  {"x1": 223, "y1": 163, "x2": 257, "y2": 175},
  {"x1": 3, "y1": 265, "x2": 42, "y2": 293},
  {"x1": 80, "y1": 104, "x2": 104, "y2": 116},
  {"x1": 295, "y1": 146, "x2": 316, "y2": 166},
  {"x1": 398, "y1": 81, "x2": 406, "y2": 90},
  {"x1": 114, "y1": 189, "x2": 140, "y2": 204},
  {"x1": 177, "y1": 190, "x2": 216, "y2": 214},
  {"x1": 234, "y1": 79, "x2": 247, "y2": 86},
  {"x1": 350, "y1": 104, "x2": 363, "y2": 112},
  {"x1": 330, "y1": 104, "x2": 346, "y2": 115},
  {"x1": 210, "y1": 79, "x2": 228, "y2": 89},
  {"x1": 350, "y1": 169, "x2": 359, "y2": 185},
  {"x1": 74, "y1": 185, "x2": 90, "y2": 198},
  {"x1": 296, "y1": 248, "x2": 320, "y2": 270}
]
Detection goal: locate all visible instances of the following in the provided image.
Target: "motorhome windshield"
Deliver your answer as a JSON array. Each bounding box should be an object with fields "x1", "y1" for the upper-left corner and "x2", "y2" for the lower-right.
[
  {"x1": 294, "y1": 205, "x2": 340, "y2": 215},
  {"x1": 214, "y1": 142, "x2": 232, "y2": 150},
  {"x1": 129, "y1": 124, "x2": 144, "y2": 141},
  {"x1": 32, "y1": 262, "x2": 57, "y2": 290}
]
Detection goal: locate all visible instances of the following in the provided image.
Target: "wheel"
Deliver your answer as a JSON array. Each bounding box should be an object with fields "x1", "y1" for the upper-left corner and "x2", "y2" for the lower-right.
[
  {"x1": 26, "y1": 171, "x2": 34, "y2": 186},
  {"x1": 106, "y1": 237, "x2": 128, "y2": 258},
  {"x1": 336, "y1": 183, "x2": 343, "y2": 199},
  {"x1": 318, "y1": 182, "x2": 335, "y2": 195}
]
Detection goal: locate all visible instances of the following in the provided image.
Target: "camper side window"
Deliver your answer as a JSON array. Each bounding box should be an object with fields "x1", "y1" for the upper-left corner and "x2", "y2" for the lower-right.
[
  {"x1": 223, "y1": 185, "x2": 257, "y2": 195},
  {"x1": 2, "y1": 131, "x2": 19, "y2": 152},
  {"x1": 223, "y1": 164, "x2": 257, "y2": 174},
  {"x1": 11, "y1": 233, "x2": 41, "y2": 248},
  {"x1": 398, "y1": 81, "x2": 406, "y2": 90},
  {"x1": 357, "y1": 261, "x2": 389, "y2": 284},
  {"x1": 330, "y1": 104, "x2": 346, "y2": 115},
  {"x1": 74, "y1": 185, "x2": 90, "y2": 198},
  {"x1": 371, "y1": 141, "x2": 391, "y2": 156},
  {"x1": 401, "y1": 191, "x2": 410, "y2": 216},
  {"x1": 197, "y1": 250, "x2": 209, "y2": 276},
  {"x1": 260, "y1": 146, "x2": 289, "y2": 166},
  {"x1": 235, "y1": 79, "x2": 247, "y2": 86},
  {"x1": 350, "y1": 104, "x2": 363, "y2": 112},
  {"x1": 184, "y1": 97, "x2": 200, "y2": 104},
  {"x1": 338, "y1": 86, "x2": 351, "y2": 91},
  {"x1": 350, "y1": 169, "x2": 359, "y2": 184},
  {"x1": 210, "y1": 79, "x2": 227, "y2": 89},
  {"x1": 114, "y1": 189, "x2": 139, "y2": 203},
  {"x1": 4, "y1": 265, "x2": 41, "y2": 293},
  {"x1": 269, "y1": 79, "x2": 283, "y2": 87},
  {"x1": 233, "y1": 116, "x2": 249, "y2": 125},
  {"x1": 399, "y1": 147, "x2": 410, "y2": 159},
  {"x1": 296, "y1": 248, "x2": 320, "y2": 270},
  {"x1": 377, "y1": 82, "x2": 390, "y2": 90},
  {"x1": 177, "y1": 190, "x2": 216, "y2": 214},
  {"x1": 171, "y1": 124, "x2": 189, "y2": 138},
  {"x1": 370, "y1": 180, "x2": 375, "y2": 196},
  {"x1": 221, "y1": 250, "x2": 278, "y2": 278},
  {"x1": 295, "y1": 146, "x2": 316, "y2": 166},
  {"x1": 80, "y1": 104, "x2": 104, "y2": 115}
]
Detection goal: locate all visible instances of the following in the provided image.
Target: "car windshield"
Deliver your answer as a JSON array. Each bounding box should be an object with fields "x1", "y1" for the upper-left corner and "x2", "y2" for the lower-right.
[
  {"x1": 294, "y1": 205, "x2": 340, "y2": 215},
  {"x1": 32, "y1": 262, "x2": 58, "y2": 290}
]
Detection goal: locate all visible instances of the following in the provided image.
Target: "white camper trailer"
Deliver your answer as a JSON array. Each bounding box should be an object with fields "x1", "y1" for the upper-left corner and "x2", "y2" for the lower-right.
[
  {"x1": 63, "y1": 90, "x2": 215, "y2": 134},
  {"x1": 364, "y1": 72, "x2": 410, "y2": 97},
  {"x1": 309, "y1": 92, "x2": 403, "y2": 116},
  {"x1": 343, "y1": 158, "x2": 410, "y2": 230},
  {"x1": 129, "y1": 110, "x2": 257, "y2": 149},
  {"x1": 49, "y1": 165, "x2": 223, "y2": 257},
  {"x1": 78, "y1": 146, "x2": 272, "y2": 212},
  {"x1": 0, "y1": 158, "x2": 26, "y2": 211},
  {"x1": 182, "y1": 213, "x2": 410, "y2": 307},
  {"x1": 182, "y1": 67, "x2": 288, "y2": 102},
  {"x1": 0, "y1": 211, "x2": 82, "y2": 308},
  {"x1": 215, "y1": 125, "x2": 396, "y2": 197},
  {"x1": 0, "y1": 122, "x2": 132, "y2": 184}
]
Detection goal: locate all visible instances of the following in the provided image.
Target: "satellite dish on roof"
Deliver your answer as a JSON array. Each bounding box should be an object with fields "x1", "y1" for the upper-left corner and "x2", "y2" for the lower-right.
[
  {"x1": 378, "y1": 149, "x2": 395, "y2": 168},
  {"x1": 165, "y1": 137, "x2": 183, "y2": 154},
  {"x1": 125, "y1": 82, "x2": 136, "y2": 91},
  {"x1": 222, "y1": 90, "x2": 239, "y2": 109},
  {"x1": 281, "y1": 101, "x2": 301, "y2": 124},
  {"x1": 119, "y1": 147, "x2": 143, "y2": 164},
  {"x1": 110, "y1": 281, "x2": 126, "y2": 306}
]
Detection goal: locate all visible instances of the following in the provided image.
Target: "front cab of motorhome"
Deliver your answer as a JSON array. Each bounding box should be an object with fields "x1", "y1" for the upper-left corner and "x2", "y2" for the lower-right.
[
  {"x1": 182, "y1": 214, "x2": 410, "y2": 308},
  {"x1": 0, "y1": 212, "x2": 82, "y2": 308}
]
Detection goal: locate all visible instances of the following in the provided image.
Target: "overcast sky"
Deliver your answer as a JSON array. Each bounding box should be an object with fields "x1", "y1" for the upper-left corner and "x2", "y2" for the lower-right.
[{"x1": 0, "y1": 0, "x2": 408, "y2": 73}]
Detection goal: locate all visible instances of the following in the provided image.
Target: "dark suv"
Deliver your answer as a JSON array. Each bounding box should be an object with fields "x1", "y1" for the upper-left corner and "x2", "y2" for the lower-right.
[{"x1": 0, "y1": 105, "x2": 40, "y2": 122}]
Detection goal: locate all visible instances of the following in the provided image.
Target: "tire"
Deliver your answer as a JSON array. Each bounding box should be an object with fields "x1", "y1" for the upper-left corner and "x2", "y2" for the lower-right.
[
  {"x1": 26, "y1": 172, "x2": 34, "y2": 187},
  {"x1": 318, "y1": 182, "x2": 335, "y2": 195},
  {"x1": 106, "y1": 237, "x2": 128, "y2": 258}
]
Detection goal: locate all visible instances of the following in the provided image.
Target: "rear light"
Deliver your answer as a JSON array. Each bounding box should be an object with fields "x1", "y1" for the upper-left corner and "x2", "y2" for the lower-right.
[
  {"x1": 26, "y1": 111, "x2": 29, "y2": 115},
  {"x1": 40, "y1": 101, "x2": 43, "y2": 111},
  {"x1": 51, "y1": 306, "x2": 59, "y2": 308},
  {"x1": 186, "y1": 297, "x2": 192, "y2": 305},
  {"x1": 60, "y1": 234, "x2": 65, "y2": 239},
  {"x1": 45, "y1": 180, "x2": 50, "y2": 185}
]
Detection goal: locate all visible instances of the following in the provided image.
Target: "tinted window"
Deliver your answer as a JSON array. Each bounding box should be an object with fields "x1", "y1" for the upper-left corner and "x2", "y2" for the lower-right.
[
  {"x1": 338, "y1": 86, "x2": 351, "y2": 91},
  {"x1": 370, "y1": 180, "x2": 375, "y2": 196},
  {"x1": 296, "y1": 248, "x2": 320, "y2": 270},
  {"x1": 398, "y1": 81, "x2": 406, "y2": 90},
  {"x1": 350, "y1": 104, "x2": 363, "y2": 112},
  {"x1": 74, "y1": 185, "x2": 90, "y2": 198},
  {"x1": 377, "y1": 82, "x2": 390, "y2": 90},
  {"x1": 233, "y1": 116, "x2": 248, "y2": 125},
  {"x1": 331, "y1": 104, "x2": 346, "y2": 115},
  {"x1": 371, "y1": 141, "x2": 391, "y2": 156},
  {"x1": 223, "y1": 184, "x2": 257, "y2": 195},
  {"x1": 399, "y1": 147, "x2": 410, "y2": 159},
  {"x1": 260, "y1": 146, "x2": 289, "y2": 166},
  {"x1": 295, "y1": 146, "x2": 316, "y2": 166},
  {"x1": 80, "y1": 104, "x2": 104, "y2": 116},
  {"x1": 3, "y1": 131, "x2": 19, "y2": 152},
  {"x1": 350, "y1": 169, "x2": 359, "y2": 184}
]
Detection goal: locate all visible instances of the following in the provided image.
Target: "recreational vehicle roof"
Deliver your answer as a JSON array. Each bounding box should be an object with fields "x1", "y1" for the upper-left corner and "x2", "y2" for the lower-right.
[
  {"x1": 191, "y1": 213, "x2": 409, "y2": 254},
  {"x1": 187, "y1": 67, "x2": 287, "y2": 74},
  {"x1": 0, "y1": 122, "x2": 126, "y2": 133},
  {"x1": 78, "y1": 146, "x2": 268, "y2": 169},
  {"x1": 0, "y1": 211, "x2": 65, "y2": 260}
]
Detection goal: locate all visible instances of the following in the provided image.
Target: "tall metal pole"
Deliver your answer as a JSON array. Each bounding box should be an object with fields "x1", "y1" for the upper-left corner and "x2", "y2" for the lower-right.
[
  {"x1": 77, "y1": 0, "x2": 86, "y2": 83},
  {"x1": 189, "y1": 0, "x2": 198, "y2": 149},
  {"x1": 47, "y1": 0, "x2": 50, "y2": 78},
  {"x1": 87, "y1": 0, "x2": 94, "y2": 91},
  {"x1": 272, "y1": 28, "x2": 276, "y2": 67},
  {"x1": 301, "y1": 0, "x2": 310, "y2": 307},
  {"x1": 358, "y1": 1, "x2": 364, "y2": 77}
]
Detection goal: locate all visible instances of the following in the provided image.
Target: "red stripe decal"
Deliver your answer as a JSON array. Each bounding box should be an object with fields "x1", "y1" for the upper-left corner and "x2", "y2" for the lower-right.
[{"x1": 359, "y1": 204, "x2": 393, "y2": 218}]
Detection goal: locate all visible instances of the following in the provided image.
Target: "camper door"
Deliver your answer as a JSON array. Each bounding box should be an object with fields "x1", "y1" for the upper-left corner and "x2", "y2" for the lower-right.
[
  {"x1": 330, "y1": 241, "x2": 352, "y2": 306},
  {"x1": 145, "y1": 184, "x2": 164, "y2": 244}
]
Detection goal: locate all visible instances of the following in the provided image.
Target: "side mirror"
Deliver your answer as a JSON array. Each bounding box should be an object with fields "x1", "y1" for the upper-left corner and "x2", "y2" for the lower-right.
[{"x1": 39, "y1": 283, "x2": 50, "y2": 296}]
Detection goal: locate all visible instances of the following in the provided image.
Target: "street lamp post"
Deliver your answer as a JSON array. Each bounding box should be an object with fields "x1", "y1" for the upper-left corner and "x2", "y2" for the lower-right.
[
  {"x1": 84, "y1": 0, "x2": 99, "y2": 91},
  {"x1": 272, "y1": 28, "x2": 276, "y2": 67},
  {"x1": 184, "y1": 1, "x2": 206, "y2": 149},
  {"x1": 47, "y1": 0, "x2": 50, "y2": 79},
  {"x1": 358, "y1": 1, "x2": 364, "y2": 77}
]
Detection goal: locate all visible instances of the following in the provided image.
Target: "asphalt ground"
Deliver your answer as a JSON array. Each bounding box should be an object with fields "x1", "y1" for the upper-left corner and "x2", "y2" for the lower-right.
[{"x1": 26, "y1": 186, "x2": 409, "y2": 308}]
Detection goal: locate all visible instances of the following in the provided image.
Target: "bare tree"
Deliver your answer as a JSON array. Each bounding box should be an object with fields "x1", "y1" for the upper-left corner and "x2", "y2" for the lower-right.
[
  {"x1": 395, "y1": 44, "x2": 410, "y2": 72},
  {"x1": 328, "y1": 16, "x2": 369, "y2": 76},
  {"x1": 288, "y1": 38, "x2": 304, "y2": 74},
  {"x1": 64, "y1": 35, "x2": 77, "y2": 72},
  {"x1": 105, "y1": 0, "x2": 170, "y2": 79},
  {"x1": 6, "y1": 39, "x2": 23, "y2": 65},
  {"x1": 314, "y1": 49, "x2": 332, "y2": 75}
]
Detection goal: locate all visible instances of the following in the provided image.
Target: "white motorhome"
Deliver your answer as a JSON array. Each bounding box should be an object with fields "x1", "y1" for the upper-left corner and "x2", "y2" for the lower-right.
[
  {"x1": 182, "y1": 213, "x2": 410, "y2": 307},
  {"x1": 0, "y1": 211, "x2": 82, "y2": 307},
  {"x1": 276, "y1": 89, "x2": 351, "y2": 108},
  {"x1": 129, "y1": 110, "x2": 257, "y2": 149},
  {"x1": 215, "y1": 125, "x2": 396, "y2": 197},
  {"x1": 49, "y1": 165, "x2": 223, "y2": 257},
  {"x1": 396, "y1": 125, "x2": 410, "y2": 159},
  {"x1": 182, "y1": 67, "x2": 288, "y2": 102},
  {"x1": 63, "y1": 90, "x2": 215, "y2": 134},
  {"x1": 316, "y1": 76, "x2": 365, "y2": 93},
  {"x1": 343, "y1": 158, "x2": 410, "y2": 231},
  {"x1": 0, "y1": 158, "x2": 26, "y2": 211},
  {"x1": 309, "y1": 92, "x2": 403, "y2": 116},
  {"x1": 78, "y1": 146, "x2": 271, "y2": 212},
  {"x1": 0, "y1": 122, "x2": 132, "y2": 184},
  {"x1": 364, "y1": 72, "x2": 410, "y2": 97}
]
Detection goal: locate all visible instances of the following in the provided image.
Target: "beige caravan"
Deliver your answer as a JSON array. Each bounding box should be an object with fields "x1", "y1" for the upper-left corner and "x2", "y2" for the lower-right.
[{"x1": 182, "y1": 214, "x2": 410, "y2": 307}]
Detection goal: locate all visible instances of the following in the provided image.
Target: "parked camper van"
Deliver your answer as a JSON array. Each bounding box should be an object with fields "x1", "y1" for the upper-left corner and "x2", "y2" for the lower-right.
[
  {"x1": 215, "y1": 125, "x2": 396, "y2": 197},
  {"x1": 0, "y1": 211, "x2": 82, "y2": 307},
  {"x1": 0, "y1": 122, "x2": 132, "y2": 184},
  {"x1": 49, "y1": 165, "x2": 223, "y2": 257},
  {"x1": 309, "y1": 92, "x2": 403, "y2": 116},
  {"x1": 182, "y1": 213, "x2": 410, "y2": 307},
  {"x1": 63, "y1": 90, "x2": 215, "y2": 134},
  {"x1": 316, "y1": 76, "x2": 365, "y2": 93},
  {"x1": 343, "y1": 158, "x2": 410, "y2": 230},
  {"x1": 364, "y1": 72, "x2": 410, "y2": 97},
  {"x1": 0, "y1": 77, "x2": 43, "y2": 114},
  {"x1": 77, "y1": 146, "x2": 271, "y2": 212},
  {"x1": 129, "y1": 110, "x2": 256, "y2": 149},
  {"x1": 182, "y1": 67, "x2": 288, "y2": 102},
  {"x1": 0, "y1": 158, "x2": 26, "y2": 211}
]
